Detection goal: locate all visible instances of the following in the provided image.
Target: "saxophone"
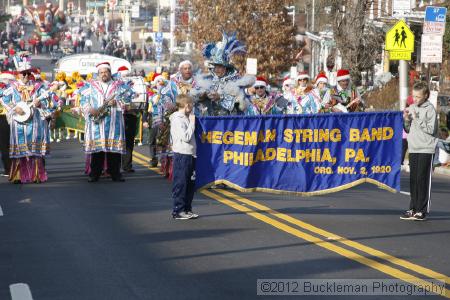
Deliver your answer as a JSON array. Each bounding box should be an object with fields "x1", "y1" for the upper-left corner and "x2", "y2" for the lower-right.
[
  {"x1": 92, "y1": 93, "x2": 116, "y2": 123},
  {"x1": 92, "y1": 97, "x2": 112, "y2": 123},
  {"x1": 91, "y1": 84, "x2": 131, "y2": 123}
]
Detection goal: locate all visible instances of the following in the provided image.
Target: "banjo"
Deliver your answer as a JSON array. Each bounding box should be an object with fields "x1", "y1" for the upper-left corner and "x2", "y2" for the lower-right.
[
  {"x1": 12, "y1": 89, "x2": 54, "y2": 123},
  {"x1": 12, "y1": 101, "x2": 33, "y2": 123}
]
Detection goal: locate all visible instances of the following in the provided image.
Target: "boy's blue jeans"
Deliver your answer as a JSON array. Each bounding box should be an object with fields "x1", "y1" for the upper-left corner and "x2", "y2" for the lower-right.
[{"x1": 172, "y1": 153, "x2": 196, "y2": 215}]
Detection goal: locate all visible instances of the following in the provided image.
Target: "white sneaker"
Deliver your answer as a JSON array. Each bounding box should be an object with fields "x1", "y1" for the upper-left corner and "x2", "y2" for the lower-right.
[
  {"x1": 186, "y1": 211, "x2": 199, "y2": 219},
  {"x1": 172, "y1": 212, "x2": 193, "y2": 220}
]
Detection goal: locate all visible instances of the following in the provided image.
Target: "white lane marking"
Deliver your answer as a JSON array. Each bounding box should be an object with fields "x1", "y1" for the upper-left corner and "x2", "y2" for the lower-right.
[
  {"x1": 9, "y1": 283, "x2": 34, "y2": 300},
  {"x1": 0, "y1": 205, "x2": 3, "y2": 216},
  {"x1": 400, "y1": 191, "x2": 411, "y2": 196}
]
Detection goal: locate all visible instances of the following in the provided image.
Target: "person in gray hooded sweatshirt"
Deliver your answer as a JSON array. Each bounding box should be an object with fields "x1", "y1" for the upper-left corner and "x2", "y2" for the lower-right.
[
  {"x1": 169, "y1": 94, "x2": 198, "y2": 220},
  {"x1": 401, "y1": 81, "x2": 438, "y2": 221}
]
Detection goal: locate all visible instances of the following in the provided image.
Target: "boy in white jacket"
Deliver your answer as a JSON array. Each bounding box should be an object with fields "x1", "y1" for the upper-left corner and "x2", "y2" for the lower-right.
[{"x1": 169, "y1": 94, "x2": 198, "y2": 220}]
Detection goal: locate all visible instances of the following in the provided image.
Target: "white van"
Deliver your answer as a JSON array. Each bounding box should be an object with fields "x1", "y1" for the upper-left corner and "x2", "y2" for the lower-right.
[{"x1": 55, "y1": 53, "x2": 132, "y2": 77}]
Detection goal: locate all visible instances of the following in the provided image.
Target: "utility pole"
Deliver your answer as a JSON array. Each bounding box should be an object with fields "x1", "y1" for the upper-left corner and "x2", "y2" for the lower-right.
[
  {"x1": 399, "y1": 59, "x2": 409, "y2": 111},
  {"x1": 59, "y1": 0, "x2": 64, "y2": 14},
  {"x1": 310, "y1": 0, "x2": 316, "y2": 78},
  {"x1": 122, "y1": 0, "x2": 131, "y2": 44},
  {"x1": 169, "y1": 0, "x2": 176, "y2": 57},
  {"x1": 157, "y1": 0, "x2": 161, "y2": 69},
  {"x1": 186, "y1": 7, "x2": 192, "y2": 54},
  {"x1": 399, "y1": 17, "x2": 411, "y2": 111}
]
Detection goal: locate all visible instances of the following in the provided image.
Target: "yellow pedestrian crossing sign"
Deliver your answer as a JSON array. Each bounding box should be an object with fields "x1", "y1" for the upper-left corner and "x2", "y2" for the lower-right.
[{"x1": 385, "y1": 20, "x2": 414, "y2": 52}]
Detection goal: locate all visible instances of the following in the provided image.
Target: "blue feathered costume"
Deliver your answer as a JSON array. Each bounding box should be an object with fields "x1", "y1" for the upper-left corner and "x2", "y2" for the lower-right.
[{"x1": 193, "y1": 32, "x2": 255, "y2": 116}]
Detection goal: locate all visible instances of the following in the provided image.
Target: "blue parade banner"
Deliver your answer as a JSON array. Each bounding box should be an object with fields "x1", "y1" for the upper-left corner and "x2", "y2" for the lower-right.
[{"x1": 195, "y1": 112, "x2": 402, "y2": 195}]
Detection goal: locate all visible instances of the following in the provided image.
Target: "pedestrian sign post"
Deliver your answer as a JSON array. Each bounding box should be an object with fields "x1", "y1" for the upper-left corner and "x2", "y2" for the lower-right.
[
  {"x1": 385, "y1": 20, "x2": 414, "y2": 52},
  {"x1": 385, "y1": 20, "x2": 414, "y2": 61},
  {"x1": 385, "y1": 20, "x2": 415, "y2": 111}
]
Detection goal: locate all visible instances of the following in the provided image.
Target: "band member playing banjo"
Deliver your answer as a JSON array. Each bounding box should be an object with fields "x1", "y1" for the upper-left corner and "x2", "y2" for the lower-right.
[
  {"x1": 79, "y1": 62, "x2": 133, "y2": 182},
  {"x1": 0, "y1": 53, "x2": 52, "y2": 183},
  {"x1": 330, "y1": 69, "x2": 364, "y2": 112}
]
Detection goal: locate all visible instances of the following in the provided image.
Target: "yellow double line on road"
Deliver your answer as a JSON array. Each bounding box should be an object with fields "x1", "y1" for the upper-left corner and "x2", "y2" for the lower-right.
[{"x1": 132, "y1": 151, "x2": 449, "y2": 297}]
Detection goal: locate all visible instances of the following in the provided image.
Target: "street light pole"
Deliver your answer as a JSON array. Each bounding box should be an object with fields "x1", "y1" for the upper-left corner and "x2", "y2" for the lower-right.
[
  {"x1": 286, "y1": 6, "x2": 295, "y2": 27},
  {"x1": 169, "y1": 0, "x2": 176, "y2": 57}
]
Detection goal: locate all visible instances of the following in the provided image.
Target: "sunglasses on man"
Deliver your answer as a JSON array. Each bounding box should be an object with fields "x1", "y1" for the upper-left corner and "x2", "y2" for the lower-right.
[
  {"x1": 254, "y1": 86, "x2": 265, "y2": 90},
  {"x1": 21, "y1": 72, "x2": 32, "y2": 76}
]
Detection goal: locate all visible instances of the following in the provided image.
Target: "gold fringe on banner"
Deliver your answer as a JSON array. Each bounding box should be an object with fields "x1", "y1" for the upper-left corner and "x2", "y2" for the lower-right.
[{"x1": 198, "y1": 178, "x2": 397, "y2": 197}]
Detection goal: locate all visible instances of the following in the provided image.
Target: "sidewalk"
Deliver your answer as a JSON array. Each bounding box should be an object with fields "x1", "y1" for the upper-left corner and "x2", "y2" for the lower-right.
[{"x1": 401, "y1": 164, "x2": 450, "y2": 176}]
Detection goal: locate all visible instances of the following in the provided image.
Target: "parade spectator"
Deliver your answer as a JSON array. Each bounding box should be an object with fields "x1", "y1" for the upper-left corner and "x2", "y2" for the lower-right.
[
  {"x1": 72, "y1": 38, "x2": 78, "y2": 53},
  {"x1": 401, "y1": 94, "x2": 415, "y2": 165},
  {"x1": 409, "y1": 64, "x2": 419, "y2": 89},
  {"x1": 85, "y1": 38, "x2": 93, "y2": 52},
  {"x1": 80, "y1": 37, "x2": 86, "y2": 53},
  {"x1": 131, "y1": 42, "x2": 137, "y2": 60},
  {"x1": 401, "y1": 81, "x2": 438, "y2": 221},
  {"x1": 433, "y1": 128, "x2": 450, "y2": 168},
  {"x1": 169, "y1": 94, "x2": 198, "y2": 220}
]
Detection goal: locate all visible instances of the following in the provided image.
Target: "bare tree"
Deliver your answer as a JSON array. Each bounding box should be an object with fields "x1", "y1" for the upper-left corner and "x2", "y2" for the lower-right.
[{"x1": 328, "y1": 0, "x2": 384, "y2": 84}]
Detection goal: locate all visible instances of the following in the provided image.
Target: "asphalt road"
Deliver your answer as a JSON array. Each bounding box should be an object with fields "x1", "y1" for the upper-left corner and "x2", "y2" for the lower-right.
[{"x1": 0, "y1": 140, "x2": 449, "y2": 300}]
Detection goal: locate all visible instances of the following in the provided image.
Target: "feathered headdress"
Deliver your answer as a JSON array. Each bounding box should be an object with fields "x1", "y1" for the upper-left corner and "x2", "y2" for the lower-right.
[{"x1": 202, "y1": 32, "x2": 247, "y2": 68}]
